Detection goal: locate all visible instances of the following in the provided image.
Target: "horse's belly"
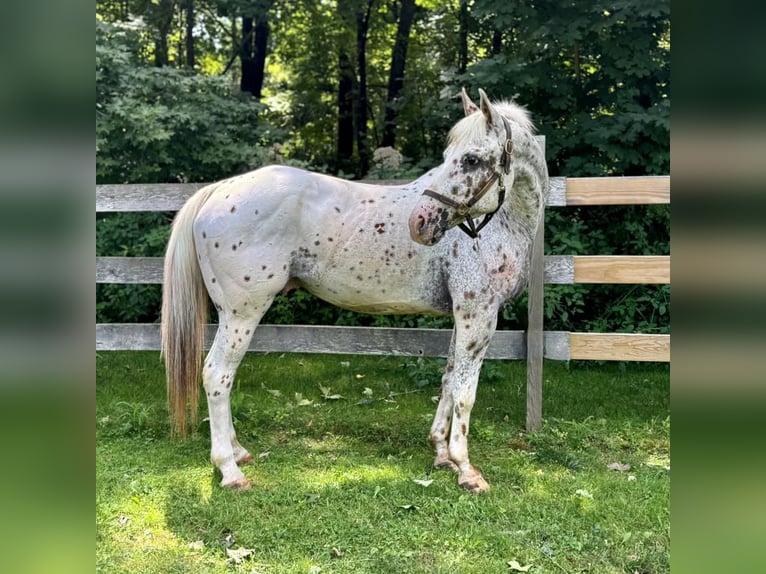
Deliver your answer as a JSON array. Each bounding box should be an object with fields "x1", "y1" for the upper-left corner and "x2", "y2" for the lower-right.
[{"x1": 301, "y1": 281, "x2": 448, "y2": 316}]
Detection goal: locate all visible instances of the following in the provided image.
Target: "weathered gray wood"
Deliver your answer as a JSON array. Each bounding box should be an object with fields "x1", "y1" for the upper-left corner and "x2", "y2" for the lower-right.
[
  {"x1": 97, "y1": 255, "x2": 578, "y2": 285},
  {"x1": 96, "y1": 177, "x2": 572, "y2": 212},
  {"x1": 96, "y1": 323, "x2": 528, "y2": 359},
  {"x1": 543, "y1": 255, "x2": 574, "y2": 284},
  {"x1": 526, "y1": 134, "x2": 546, "y2": 431},
  {"x1": 543, "y1": 331, "x2": 570, "y2": 361},
  {"x1": 97, "y1": 257, "x2": 164, "y2": 283},
  {"x1": 96, "y1": 183, "x2": 209, "y2": 212},
  {"x1": 547, "y1": 177, "x2": 567, "y2": 206},
  {"x1": 526, "y1": 218, "x2": 545, "y2": 431}
]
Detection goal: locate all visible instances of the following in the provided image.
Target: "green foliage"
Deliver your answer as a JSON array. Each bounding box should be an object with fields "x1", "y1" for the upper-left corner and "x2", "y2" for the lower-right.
[
  {"x1": 96, "y1": 210, "x2": 172, "y2": 323},
  {"x1": 97, "y1": 20, "x2": 279, "y2": 184}
]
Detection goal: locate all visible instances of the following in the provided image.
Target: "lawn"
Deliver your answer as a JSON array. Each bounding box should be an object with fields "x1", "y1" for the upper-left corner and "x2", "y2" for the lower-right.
[{"x1": 96, "y1": 352, "x2": 669, "y2": 573}]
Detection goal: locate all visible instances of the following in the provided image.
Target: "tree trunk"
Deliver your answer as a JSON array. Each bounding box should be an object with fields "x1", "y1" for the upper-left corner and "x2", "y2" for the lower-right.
[
  {"x1": 458, "y1": 0, "x2": 469, "y2": 74},
  {"x1": 337, "y1": 50, "x2": 355, "y2": 168},
  {"x1": 354, "y1": 0, "x2": 375, "y2": 177},
  {"x1": 154, "y1": 0, "x2": 176, "y2": 67},
  {"x1": 251, "y1": 18, "x2": 269, "y2": 100},
  {"x1": 240, "y1": 17, "x2": 255, "y2": 93},
  {"x1": 185, "y1": 0, "x2": 195, "y2": 68},
  {"x1": 491, "y1": 28, "x2": 502, "y2": 55},
  {"x1": 381, "y1": 0, "x2": 417, "y2": 148},
  {"x1": 240, "y1": 3, "x2": 273, "y2": 100}
]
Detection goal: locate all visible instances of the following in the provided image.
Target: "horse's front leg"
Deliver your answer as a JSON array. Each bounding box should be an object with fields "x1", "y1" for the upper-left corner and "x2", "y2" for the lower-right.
[
  {"x1": 446, "y1": 309, "x2": 498, "y2": 493},
  {"x1": 429, "y1": 332, "x2": 459, "y2": 472}
]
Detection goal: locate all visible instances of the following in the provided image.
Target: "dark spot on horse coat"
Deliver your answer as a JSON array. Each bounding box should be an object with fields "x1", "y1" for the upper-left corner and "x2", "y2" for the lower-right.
[
  {"x1": 202, "y1": 232, "x2": 206, "y2": 238},
  {"x1": 374, "y1": 223, "x2": 385, "y2": 234},
  {"x1": 244, "y1": 276, "x2": 250, "y2": 282},
  {"x1": 211, "y1": 277, "x2": 216, "y2": 283},
  {"x1": 334, "y1": 206, "x2": 341, "y2": 213},
  {"x1": 214, "y1": 242, "x2": 219, "y2": 248},
  {"x1": 232, "y1": 244, "x2": 237, "y2": 251},
  {"x1": 230, "y1": 206, "x2": 236, "y2": 213},
  {"x1": 461, "y1": 424, "x2": 467, "y2": 436}
]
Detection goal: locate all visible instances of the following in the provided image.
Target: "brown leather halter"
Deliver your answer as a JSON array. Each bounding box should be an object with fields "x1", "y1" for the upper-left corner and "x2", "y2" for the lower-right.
[{"x1": 422, "y1": 115, "x2": 514, "y2": 239}]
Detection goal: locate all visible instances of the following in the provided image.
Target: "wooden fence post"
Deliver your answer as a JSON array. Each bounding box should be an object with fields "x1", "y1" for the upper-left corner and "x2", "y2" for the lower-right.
[{"x1": 526, "y1": 137, "x2": 546, "y2": 432}]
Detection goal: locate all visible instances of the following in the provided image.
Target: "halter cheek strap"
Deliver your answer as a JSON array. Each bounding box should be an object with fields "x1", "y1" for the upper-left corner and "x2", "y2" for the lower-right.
[{"x1": 422, "y1": 116, "x2": 514, "y2": 239}]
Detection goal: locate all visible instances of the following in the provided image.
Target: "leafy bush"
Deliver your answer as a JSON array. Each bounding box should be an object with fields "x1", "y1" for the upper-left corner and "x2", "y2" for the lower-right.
[{"x1": 97, "y1": 20, "x2": 280, "y2": 185}]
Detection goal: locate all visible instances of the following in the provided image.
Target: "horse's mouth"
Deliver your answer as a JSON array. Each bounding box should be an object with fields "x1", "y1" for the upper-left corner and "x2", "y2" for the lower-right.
[{"x1": 409, "y1": 212, "x2": 447, "y2": 246}]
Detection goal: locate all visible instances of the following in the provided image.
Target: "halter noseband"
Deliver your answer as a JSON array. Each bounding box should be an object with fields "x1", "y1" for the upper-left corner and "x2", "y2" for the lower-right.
[{"x1": 422, "y1": 116, "x2": 514, "y2": 239}]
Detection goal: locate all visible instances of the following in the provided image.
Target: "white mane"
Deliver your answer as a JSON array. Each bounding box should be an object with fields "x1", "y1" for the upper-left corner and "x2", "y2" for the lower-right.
[{"x1": 448, "y1": 99, "x2": 535, "y2": 147}]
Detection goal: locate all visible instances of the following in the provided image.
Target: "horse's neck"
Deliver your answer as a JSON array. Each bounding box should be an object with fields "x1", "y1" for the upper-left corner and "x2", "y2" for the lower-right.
[
  {"x1": 410, "y1": 165, "x2": 441, "y2": 190},
  {"x1": 503, "y1": 130, "x2": 548, "y2": 240}
]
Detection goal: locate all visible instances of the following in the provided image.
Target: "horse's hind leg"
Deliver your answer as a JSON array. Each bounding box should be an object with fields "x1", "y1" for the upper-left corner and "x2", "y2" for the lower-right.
[{"x1": 203, "y1": 302, "x2": 271, "y2": 489}]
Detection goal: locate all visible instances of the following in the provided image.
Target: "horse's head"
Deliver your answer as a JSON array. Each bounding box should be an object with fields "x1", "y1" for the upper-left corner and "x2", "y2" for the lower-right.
[{"x1": 409, "y1": 89, "x2": 514, "y2": 246}]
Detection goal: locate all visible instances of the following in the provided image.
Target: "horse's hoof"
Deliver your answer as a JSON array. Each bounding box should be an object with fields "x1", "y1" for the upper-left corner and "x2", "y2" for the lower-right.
[
  {"x1": 222, "y1": 476, "x2": 252, "y2": 490},
  {"x1": 458, "y1": 467, "x2": 490, "y2": 494},
  {"x1": 434, "y1": 456, "x2": 459, "y2": 473},
  {"x1": 236, "y1": 452, "x2": 255, "y2": 465}
]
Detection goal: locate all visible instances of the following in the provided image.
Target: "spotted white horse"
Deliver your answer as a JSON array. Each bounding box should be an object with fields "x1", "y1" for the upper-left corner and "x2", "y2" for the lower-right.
[{"x1": 161, "y1": 89, "x2": 548, "y2": 493}]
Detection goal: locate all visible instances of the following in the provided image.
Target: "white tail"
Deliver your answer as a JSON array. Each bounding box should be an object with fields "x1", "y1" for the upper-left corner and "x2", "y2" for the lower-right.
[{"x1": 160, "y1": 185, "x2": 217, "y2": 436}]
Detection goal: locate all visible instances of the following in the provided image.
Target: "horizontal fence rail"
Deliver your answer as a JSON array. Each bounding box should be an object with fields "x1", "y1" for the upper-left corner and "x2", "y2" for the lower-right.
[
  {"x1": 95, "y1": 324, "x2": 669, "y2": 363},
  {"x1": 96, "y1": 176, "x2": 670, "y2": 212},
  {"x1": 97, "y1": 254, "x2": 670, "y2": 285}
]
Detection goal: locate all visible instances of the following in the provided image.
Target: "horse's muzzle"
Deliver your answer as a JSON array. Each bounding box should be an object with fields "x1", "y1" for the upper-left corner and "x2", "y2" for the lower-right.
[{"x1": 408, "y1": 205, "x2": 448, "y2": 246}]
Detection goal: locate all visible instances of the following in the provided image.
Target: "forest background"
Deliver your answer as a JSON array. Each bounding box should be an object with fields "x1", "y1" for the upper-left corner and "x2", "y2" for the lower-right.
[{"x1": 96, "y1": 0, "x2": 670, "y2": 335}]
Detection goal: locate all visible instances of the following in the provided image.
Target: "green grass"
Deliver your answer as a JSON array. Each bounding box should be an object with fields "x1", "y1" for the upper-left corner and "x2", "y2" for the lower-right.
[{"x1": 97, "y1": 352, "x2": 669, "y2": 573}]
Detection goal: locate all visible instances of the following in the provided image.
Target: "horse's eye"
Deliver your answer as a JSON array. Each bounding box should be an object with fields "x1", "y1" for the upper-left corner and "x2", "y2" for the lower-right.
[{"x1": 462, "y1": 154, "x2": 480, "y2": 168}]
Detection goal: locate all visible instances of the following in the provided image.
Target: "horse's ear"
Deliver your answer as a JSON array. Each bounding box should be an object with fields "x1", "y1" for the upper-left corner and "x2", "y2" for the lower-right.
[
  {"x1": 460, "y1": 88, "x2": 479, "y2": 116},
  {"x1": 478, "y1": 88, "x2": 500, "y2": 128}
]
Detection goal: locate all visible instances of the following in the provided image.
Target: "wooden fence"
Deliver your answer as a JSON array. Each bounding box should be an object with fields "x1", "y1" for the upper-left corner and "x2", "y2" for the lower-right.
[{"x1": 96, "y1": 172, "x2": 670, "y2": 430}]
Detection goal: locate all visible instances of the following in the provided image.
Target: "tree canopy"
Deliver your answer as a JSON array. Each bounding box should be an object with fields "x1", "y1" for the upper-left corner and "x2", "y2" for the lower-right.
[{"x1": 96, "y1": 0, "x2": 669, "y2": 183}]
